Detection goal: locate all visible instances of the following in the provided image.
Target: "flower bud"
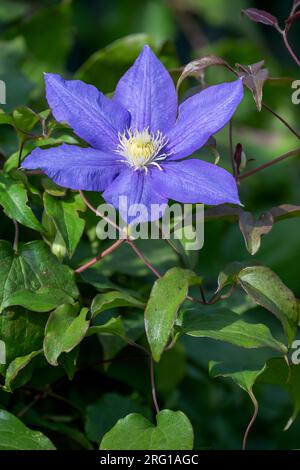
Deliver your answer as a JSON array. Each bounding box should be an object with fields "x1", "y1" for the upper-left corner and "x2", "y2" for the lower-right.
[{"x1": 51, "y1": 232, "x2": 67, "y2": 260}]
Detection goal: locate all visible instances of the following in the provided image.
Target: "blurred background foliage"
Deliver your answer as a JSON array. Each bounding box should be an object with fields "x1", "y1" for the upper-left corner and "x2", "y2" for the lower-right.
[{"x1": 0, "y1": 0, "x2": 300, "y2": 450}]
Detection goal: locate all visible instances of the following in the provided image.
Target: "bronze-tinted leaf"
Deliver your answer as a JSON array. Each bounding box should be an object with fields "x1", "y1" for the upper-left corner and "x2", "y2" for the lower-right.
[
  {"x1": 237, "y1": 61, "x2": 269, "y2": 111},
  {"x1": 242, "y1": 8, "x2": 280, "y2": 30},
  {"x1": 293, "y1": 0, "x2": 300, "y2": 11},
  {"x1": 176, "y1": 55, "x2": 232, "y2": 91},
  {"x1": 239, "y1": 211, "x2": 274, "y2": 255}
]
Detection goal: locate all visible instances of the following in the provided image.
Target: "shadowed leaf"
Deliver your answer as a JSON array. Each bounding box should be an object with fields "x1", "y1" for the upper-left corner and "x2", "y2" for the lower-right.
[{"x1": 0, "y1": 410, "x2": 55, "y2": 450}]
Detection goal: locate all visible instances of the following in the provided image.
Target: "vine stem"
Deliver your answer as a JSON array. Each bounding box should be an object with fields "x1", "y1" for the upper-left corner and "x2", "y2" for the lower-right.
[
  {"x1": 239, "y1": 147, "x2": 300, "y2": 180},
  {"x1": 199, "y1": 285, "x2": 207, "y2": 304},
  {"x1": 150, "y1": 355, "x2": 160, "y2": 414},
  {"x1": 79, "y1": 190, "x2": 123, "y2": 234},
  {"x1": 229, "y1": 119, "x2": 236, "y2": 177},
  {"x1": 125, "y1": 338, "x2": 160, "y2": 414},
  {"x1": 262, "y1": 102, "x2": 300, "y2": 140},
  {"x1": 208, "y1": 284, "x2": 237, "y2": 304},
  {"x1": 24, "y1": 170, "x2": 44, "y2": 175},
  {"x1": 13, "y1": 220, "x2": 19, "y2": 252},
  {"x1": 282, "y1": 30, "x2": 300, "y2": 67},
  {"x1": 17, "y1": 394, "x2": 43, "y2": 418},
  {"x1": 77, "y1": 191, "x2": 233, "y2": 309},
  {"x1": 127, "y1": 241, "x2": 233, "y2": 306},
  {"x1": 75, "y1": 239, "x2": 124, "y2": 274},
  {"x1": 126, "y1": 240, "x2": 162, "y2": 278},
  {"x1": 242, "y1": 390, "x2": 259, "y2": 450},
  {"x1": 17, "y1": 140, "x2": 25, "y2": 168}
]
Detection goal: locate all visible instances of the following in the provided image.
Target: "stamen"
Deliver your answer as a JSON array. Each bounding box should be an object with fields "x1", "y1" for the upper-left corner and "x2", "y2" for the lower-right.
[
  {"x1": 149, "y1": 162, "x2": 163, "y2": 171},
  {"x1": 116, "y1": 128, "x2": 169, "y2": 171}
]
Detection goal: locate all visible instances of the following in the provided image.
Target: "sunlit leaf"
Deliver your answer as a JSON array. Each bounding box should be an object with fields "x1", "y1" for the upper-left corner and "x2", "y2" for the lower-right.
[
  {"x1": 0, "y1": 410, "x2": 55, "y2": 450},
  {"x1": 100, "y1": 410, "x2": 194, "y2": 450},
  {"x1": 181, "y1": 307, "x2": 287, "y2": 353},
  {"x1": 0, "y1": 241, "x2": 78, "y2": 312},
  {"x1": 145, "y1": 268, "x2": 201, "y2": 361},
  {"x1": 0, "y1": 172, "x2": 43, "y2": 232},
  {"x1": 44, "y1": 303, "x2": 90, "y2": 366},
  {"x1": 91, "y1": 291, "x2": 145, "y2": 317}
]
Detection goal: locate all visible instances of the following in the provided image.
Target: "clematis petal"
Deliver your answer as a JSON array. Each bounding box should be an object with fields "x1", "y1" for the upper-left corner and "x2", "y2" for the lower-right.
[
  {"x1": 44, "y1": 74, "x2": 130, "y2": 151},
  {"x1": 166, "y1": 79, "x2": 244, "y2": 160},
  {"x1": 103, "y1": 168, "x2": 168, "y2": 223},
  {"x1": 150, "y1": 159, "x2": 241, "y2": 206},
  {"x1": 113, "y1": 45, "x2": 177, "y2": 133},
  {"x1": 22, "y1": 144, "x2": 123, "y2": 192}
]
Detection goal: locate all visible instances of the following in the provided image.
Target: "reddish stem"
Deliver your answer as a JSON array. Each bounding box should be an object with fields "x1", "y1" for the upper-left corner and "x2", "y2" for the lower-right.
[
  {"x1": 239, "y1": 147, "x2": 300, "y2": 180},
  {"x1": 150, "y1": 356, "x2": 160, "y2": 414},
  {"x1": 127, "y1": 240, "x2": 162, "y2": 278},
  {"x1": 79, "y1": 190, "x2": 122, "y2": 233},
  {"x1": 282, "y1": 30, "x2": 300, "y2": 67},
  {"x1": 242, "y1": 390, "x2": 259, "y2": 450},
  {"x1": 262, "y1": 102, "x2": 300, "y2": 140},
  {"x1": 24, "y1": 170, "x2": 44, "y2": 175},
  {"x1": 75, "y1": 239, "x2": 124, "y2": 274}
]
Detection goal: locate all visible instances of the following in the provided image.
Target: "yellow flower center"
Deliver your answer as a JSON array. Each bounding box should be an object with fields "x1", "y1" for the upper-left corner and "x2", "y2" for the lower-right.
[{"x1": 116, "y1": 128, "x2": 169, "y2": 171}]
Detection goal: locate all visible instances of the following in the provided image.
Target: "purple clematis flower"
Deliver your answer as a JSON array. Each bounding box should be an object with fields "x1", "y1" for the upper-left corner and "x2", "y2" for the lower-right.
[{"x1": 22, "y1": 45, "x2": 244, "y2": 223}]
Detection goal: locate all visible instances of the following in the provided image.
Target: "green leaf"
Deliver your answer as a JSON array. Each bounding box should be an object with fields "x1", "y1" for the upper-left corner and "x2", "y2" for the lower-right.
[
  {"x1": 44, "y1": 304, "x2": 90, "y2": 366},
  {"x1": 44, "y1": 192, "x2": 86, "y2": 258},
  {"x1": 42, "y1": 177, "x2": 67, "y2": 197},
  {"x1": 238, "y1": 266, "x2": 299, "y2": 345},
  {"x1": 0, "y1": 241, "x2": 79, "y2": 312},
  {"x1": 85, "y1": 393, "x2": 149, "y2": 444},
  {"x1": 209, "y1": 359, "x2": 266, "y2": 448},
  {"x1": 88, "y1": 316, "x2": 126, "y2": 338},
  {"x1": 217, "y1": 261, "x2": 246, "y2": 290},
  {"x1": 98, "y1": 312, "x2": 145, "y2": 366},
  {"x1": 29, "y1": 415, "x2": 93, "y2": 450},
  {"x1": 3, "y1": 350, "x2": 43, "y2": 392},
  {"x1": 0, "y1": 172, "x2": 42, "y2": 232},
  {"x1": 218, "y1": 263, "x2": 299, "y2": 345},
  {"x1": 12, "y1": 106, "x2": 40, "y2": 134},
  {"x1": 145, "y1": 267, "x2": 200, "y2": 361},
  {"x1": 0, "y1": 308, "x2": 47, "y2": 377},
  {"x1": 209, "y1": 360, "x2": 266, "y2": 393},
  {"x1": 0, "y1": 410, "x2": 55, "y2": 450},
  {"x1": 181, "y1": 307, "x2": 287, "y2": 353},
  {"x1": 100, "y1": 410, "x2": 194, "y2": 450},
  {"x1": 58, "y1": 347, "x2": 79, "y2": 380},
  {"x1": 0, "y1": 110, "x2": 13, "y2": 125},
  {"x1": 5, "y1": 289, "x2": 76, "y2": 313},
  {"x1": 91, "y1": 291, "x2": 145, "y2": 317},
  {"x1": 259, "y1": 358, "x2": 300, "y2": 430}
]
